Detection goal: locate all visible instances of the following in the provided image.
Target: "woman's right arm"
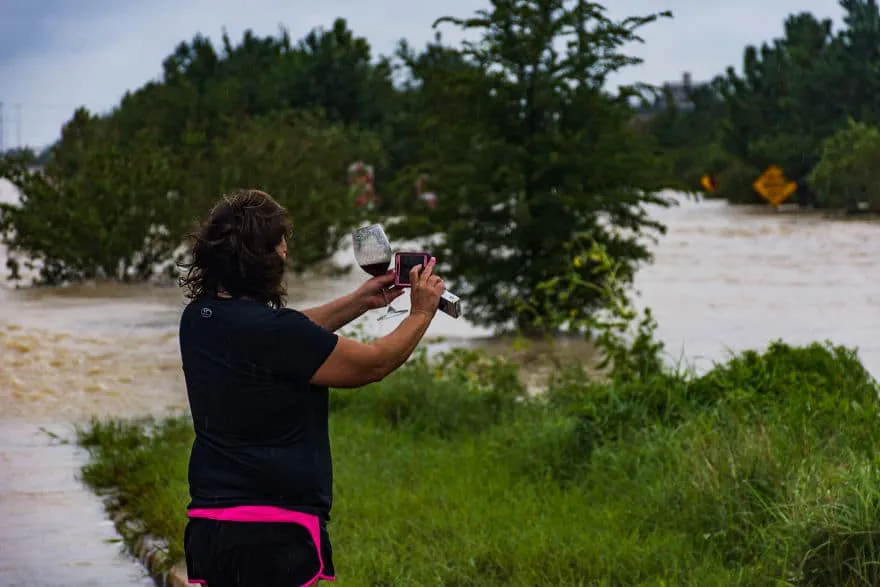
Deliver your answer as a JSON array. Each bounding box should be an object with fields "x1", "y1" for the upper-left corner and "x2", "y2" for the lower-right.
[{"x1": 310, "y1": 258, "x2": 445, "y2": 389}]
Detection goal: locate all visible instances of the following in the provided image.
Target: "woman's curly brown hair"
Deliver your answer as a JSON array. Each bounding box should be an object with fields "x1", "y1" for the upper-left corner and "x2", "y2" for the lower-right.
[{"x1": 179, "y1": 189, "x2": 292, "y2": 308}]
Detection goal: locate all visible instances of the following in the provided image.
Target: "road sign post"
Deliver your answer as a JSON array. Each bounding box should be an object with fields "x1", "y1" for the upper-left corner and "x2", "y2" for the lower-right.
[{"x1": 752, "y1": 165, "x2": 797, "y2": 207}]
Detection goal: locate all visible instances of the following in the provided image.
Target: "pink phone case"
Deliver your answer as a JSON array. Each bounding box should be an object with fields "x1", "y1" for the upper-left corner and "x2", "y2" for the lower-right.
[{"x1": 394, "y1": 252, "x2": 430, "y2": 287}]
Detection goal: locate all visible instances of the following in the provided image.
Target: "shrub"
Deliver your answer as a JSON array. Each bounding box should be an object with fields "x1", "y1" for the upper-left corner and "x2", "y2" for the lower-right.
[
  {"x1": 0, "y1": 114, "x2": 185, "y2": 284},
  {"x1": 714, "y1": 157, "x2": 764, "y2": 205},
  {"x1": 0, "y1": 109, "x2": 382, "y2": 285},
  {"x1": 507, "y1": 342, "x2": 880, "y2": 484},
  {"x1": 204, "y1": 110, "x2": 384, "y2": 272},
  {"x1": 516, "y1": 235, "x2": 667, "y2": 382},
  {"x1": 690, "y1": 341, "x2": 880, "y2": 448},
  {"x1": 809, "y1": 119, "x2": 880, "y2": 212}
]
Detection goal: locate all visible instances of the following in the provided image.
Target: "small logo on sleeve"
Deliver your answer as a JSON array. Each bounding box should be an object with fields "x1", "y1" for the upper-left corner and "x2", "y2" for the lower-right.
[{"x1": 200, "y1": 307, "x2": 213, "y2": 319}]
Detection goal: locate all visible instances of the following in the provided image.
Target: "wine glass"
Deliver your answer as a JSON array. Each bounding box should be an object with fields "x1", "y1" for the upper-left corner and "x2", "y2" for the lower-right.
[{"x1": 352, "y1": 224, "x2": 407, "y2": 321}]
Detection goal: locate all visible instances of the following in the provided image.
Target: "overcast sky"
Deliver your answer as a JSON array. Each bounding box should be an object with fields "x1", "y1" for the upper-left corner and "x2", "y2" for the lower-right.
[{"x1": 1, "y1": 0, "x2": 843, "y2": 150}]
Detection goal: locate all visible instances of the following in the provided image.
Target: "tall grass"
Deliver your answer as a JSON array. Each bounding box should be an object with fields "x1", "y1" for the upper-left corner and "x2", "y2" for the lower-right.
[{"x1": 78, "y1": 341, "x2": 880, "y2": 586}]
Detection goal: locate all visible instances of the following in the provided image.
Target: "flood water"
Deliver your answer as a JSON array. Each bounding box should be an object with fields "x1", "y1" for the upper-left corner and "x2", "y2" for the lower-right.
[
  {"x1": 0, "y1": 186, "x2": 877, "y2": 584},
  {"x1": 1, "y1": 190, "x2": 877, "y2": 416},
  {"x1": 634, "y1": 196, "x2": 878, "y2": 375}
]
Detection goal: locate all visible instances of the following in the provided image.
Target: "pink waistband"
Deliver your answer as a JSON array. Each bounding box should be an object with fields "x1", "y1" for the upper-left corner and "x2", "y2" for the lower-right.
[
  {"x1": 187, "y1": 506, "x2": 335, "y2": 586},
  {"x1": 188, "y1": 505, "x2": 316, "y2": 524}
]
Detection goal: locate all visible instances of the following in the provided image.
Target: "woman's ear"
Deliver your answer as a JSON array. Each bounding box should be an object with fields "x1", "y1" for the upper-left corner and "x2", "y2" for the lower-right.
[{"x1": 276, "y1": 236, "x2": 288, "y2": 260}]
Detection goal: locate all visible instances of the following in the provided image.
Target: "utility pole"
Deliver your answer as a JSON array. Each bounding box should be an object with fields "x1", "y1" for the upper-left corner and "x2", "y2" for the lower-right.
[
  {"x1": 16, "y1": 103, "x2": 21, "y2": 149},
  {"x1": 0, "y1": 101, "x2": 4, "y2": 153}
]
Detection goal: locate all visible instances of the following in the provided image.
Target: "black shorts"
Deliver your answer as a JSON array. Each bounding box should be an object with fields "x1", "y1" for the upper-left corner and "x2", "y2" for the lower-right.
[{"x1": 184, "y1": 517, "x2": 335, "y2": 587}]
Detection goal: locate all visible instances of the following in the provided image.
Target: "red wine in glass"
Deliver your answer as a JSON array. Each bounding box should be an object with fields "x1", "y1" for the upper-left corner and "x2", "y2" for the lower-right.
[{"x1": 359, "y1": 262, "x2": 389, "y2": 277}]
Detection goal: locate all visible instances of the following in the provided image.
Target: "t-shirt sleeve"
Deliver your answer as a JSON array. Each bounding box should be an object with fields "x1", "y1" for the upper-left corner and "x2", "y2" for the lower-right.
[{"x1": 269, "y1": 309, "x2": 339, "y2": 384}]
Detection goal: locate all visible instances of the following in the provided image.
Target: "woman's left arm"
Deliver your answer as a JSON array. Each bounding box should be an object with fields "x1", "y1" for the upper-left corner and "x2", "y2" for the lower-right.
[
  {"x1": 302, "y1": 293, "x2": 366, "y2": 332},
  {"x1": 302, "y1": 272, "x2": 404, "y2": 332}
]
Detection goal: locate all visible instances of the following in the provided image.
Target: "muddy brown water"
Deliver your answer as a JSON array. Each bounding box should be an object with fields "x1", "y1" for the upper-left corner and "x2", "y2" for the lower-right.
[
  {"x1": 635, "y1": 197, "x2": 878, "y2": 375},
  {"x1": 1, "y1": 186, "x2": 877, "y2": 583}
]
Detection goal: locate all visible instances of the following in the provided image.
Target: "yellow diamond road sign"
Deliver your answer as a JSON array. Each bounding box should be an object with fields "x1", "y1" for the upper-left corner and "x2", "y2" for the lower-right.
[{"x1": 752, "y1": 165, "x2": 797, "y2": 207}]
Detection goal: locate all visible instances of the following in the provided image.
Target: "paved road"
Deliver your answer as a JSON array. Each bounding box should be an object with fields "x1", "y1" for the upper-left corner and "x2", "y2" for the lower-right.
[{"x1": 0, "y1": 423, "x2": 149, "y2": 587}]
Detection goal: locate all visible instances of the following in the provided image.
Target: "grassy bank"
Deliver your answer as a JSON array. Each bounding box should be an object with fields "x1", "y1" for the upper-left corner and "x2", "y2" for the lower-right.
[{"x1": 78, "y1": 343, "x2": 880, "y2": 586}]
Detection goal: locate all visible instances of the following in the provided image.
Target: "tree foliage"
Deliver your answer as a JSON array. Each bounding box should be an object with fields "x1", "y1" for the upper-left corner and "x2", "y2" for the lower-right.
[
  {"x1": 0, "y1": 111, "x2": 180, "y2": 283},
  {"x1": 643, "y1": 0, "x2": 880, "y2": 209},
  {"x1": 0, "y1": 108, "x2": 380, "y2": 284},
  {"x1": 719, "y1": 13, "x2": 840, "y2": 185},
  {"x1": 1, "y1": 1, "x2": 678, "y2": 338},
  {"x1": 0, "y1": 21, "x2": 390, "y2": 285},
  {"x1": 644, "y1": 81, "x2": 729, "y2": 192},
  {"x1": 388, "y1": 0, "x2": 672, "y2": 329},
  {"x1": 207, "y1": 110, "x2": 383, "y2": 272},
  {"x1": 809, "y1": 119, "x2": 880, "y2": 212}
]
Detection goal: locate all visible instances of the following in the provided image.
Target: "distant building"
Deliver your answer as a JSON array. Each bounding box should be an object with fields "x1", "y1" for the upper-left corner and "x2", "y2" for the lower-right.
[
  {"x1": 661, "y1": 71, "x2": 696, "y2": 111},
  {"x1": 635, "y1": 72, "x2": 705, "y2": 118}
]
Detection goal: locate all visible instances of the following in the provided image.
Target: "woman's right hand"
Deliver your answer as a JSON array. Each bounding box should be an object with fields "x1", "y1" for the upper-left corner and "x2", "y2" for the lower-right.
[{"x1": 409, "y1": 257, "x2": 445, "y2": 318}]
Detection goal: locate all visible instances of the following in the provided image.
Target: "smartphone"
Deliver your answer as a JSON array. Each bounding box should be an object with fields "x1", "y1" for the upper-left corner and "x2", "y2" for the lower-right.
[{"x1": 394, "y1": 252, "x2": 431, "y2": 287}]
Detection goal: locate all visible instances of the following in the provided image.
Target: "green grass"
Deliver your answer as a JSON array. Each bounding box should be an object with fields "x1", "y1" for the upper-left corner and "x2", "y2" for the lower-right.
[{"x1": 77, "y1": 343, "x2": 880, "y2": 586}]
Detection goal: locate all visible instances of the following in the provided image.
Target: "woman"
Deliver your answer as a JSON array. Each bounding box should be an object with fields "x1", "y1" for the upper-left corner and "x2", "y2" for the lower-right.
[{"x1": 178, "y1": 189, "x2": 445, "y2": 586}]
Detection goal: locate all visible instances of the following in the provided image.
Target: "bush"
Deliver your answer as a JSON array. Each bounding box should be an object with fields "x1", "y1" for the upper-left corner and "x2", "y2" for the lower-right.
[
  {"x1": 809, "y1": 119, "x2": 880, "y2": 212},
  {"x1": 691, "y1": 341, "x2": 878, "y2": 426},
  {"x1": 672, "y1": 143, "x2": 738, "y2": 197},
  {"x1": 0, "y1": 112, "x2": 185, "y2": 284},
  {"x1": 714, "y1": 157, "x2": 764, "y2": 205},
  {"x1": 0, "y1": 109, "x2": 382, "y2": 285},
  {"x1": 516, "y1": 341, "x2": 879, "y2": 482},
  {"x1": 204, "y1": 110, "x2": 384, "y2": 272}
]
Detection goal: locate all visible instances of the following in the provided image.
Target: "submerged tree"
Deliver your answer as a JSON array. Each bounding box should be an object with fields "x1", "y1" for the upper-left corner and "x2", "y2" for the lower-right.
[
  {"x1": 391, "y1": 0, "x2": 672, "y2": 330},
  {"x1": 0, "y1": 110, "x2": 182, "y2": 284},
  {"x1": 0, "y1": 21, "x2": 393, "y2": 285}
]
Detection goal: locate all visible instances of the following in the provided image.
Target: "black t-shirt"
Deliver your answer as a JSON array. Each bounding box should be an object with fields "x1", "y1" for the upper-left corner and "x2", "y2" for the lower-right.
[{"x1": 179, "y1": 297, "x2": 339, "y2": 517}]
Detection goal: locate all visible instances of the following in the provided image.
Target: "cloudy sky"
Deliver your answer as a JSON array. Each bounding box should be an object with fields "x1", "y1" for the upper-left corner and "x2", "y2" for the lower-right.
[{"x1": 1, "y1": 0, "x2": 842, "y2": 150}]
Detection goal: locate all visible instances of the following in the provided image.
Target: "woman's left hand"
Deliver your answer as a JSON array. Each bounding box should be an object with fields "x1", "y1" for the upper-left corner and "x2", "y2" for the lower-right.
[{"x1": 354, "y1": 271, "x2": 405, "y2": 310}]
